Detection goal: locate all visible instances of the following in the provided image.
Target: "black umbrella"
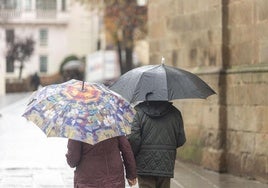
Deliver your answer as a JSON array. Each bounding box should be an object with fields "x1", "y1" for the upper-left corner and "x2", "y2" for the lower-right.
[
  {"x1": 62, "y1": 60, "x2": 84, "y2": 71},
  {"x1": 109, "y1": 63, "x2": 216, "y2": 103}
]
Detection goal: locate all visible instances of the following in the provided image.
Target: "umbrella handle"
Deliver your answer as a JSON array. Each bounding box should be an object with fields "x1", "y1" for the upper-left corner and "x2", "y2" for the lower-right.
[{"x1": 145, "y1": 92, "x2": 153, "y2": 101}]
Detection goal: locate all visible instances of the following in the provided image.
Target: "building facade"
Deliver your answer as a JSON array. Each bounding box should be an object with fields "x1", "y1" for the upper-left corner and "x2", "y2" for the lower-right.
[
  {"x1": 0, "y1": 0, "x2": 101, "y2": 94},
  {"x1": 0, "y1": 48, "x2": 4, "y2": 95},
  {"x1": 148, "y1": 0, "x2": 267, "y2": 183}
]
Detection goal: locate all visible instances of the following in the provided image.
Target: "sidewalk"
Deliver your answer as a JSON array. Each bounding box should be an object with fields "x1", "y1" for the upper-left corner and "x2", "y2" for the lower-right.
[
  {"x1": 172, "y1": 160, "x2": 267, "y2": 188},
  {"x1": 0, "y1": 92, "x2": 31, "y2": 109},
  {"x1": 0, "y1": 92, "x2": 74, "y2": 187},
  {"x1": 0, "y1": 92, "x2": 267, "y2": 188}
]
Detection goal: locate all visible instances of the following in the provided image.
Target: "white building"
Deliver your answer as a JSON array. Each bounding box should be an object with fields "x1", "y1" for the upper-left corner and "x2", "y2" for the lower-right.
[
  {"x1": 0, "y1": 45, "x2": 4, "y2": 95},
  {"x1": 0, "y1": 0, "x2": 102, "y2": 95}
]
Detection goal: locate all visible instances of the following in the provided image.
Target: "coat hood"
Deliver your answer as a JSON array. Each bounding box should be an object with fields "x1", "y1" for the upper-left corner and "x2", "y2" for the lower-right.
[{"x1": 136, "y1": 101, "x2": 173, "y2": 118}]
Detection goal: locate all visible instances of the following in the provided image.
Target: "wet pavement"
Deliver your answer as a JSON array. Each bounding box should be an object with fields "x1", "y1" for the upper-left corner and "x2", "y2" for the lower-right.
[
  {"x1": 0, "y1": 93, "x2": 73, "y2": 187},
  {"x1": 172, "y1": 161, "x2": 267, "y2": 188},
  {"x1": 0, "y1": 92, "x2": 267, "y2": 188}
]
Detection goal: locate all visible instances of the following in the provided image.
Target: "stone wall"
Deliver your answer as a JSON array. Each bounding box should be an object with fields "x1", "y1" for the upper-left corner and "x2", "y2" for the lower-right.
[
  {"x1": 222, "y1": 0, "x2": 268, "y2": 182},
  {"x1": 225, "y1": 70, "x2": 268, "y2": 182},
  {"x1": 148, "y1": 0, "x2": 268, "y2": 182}
]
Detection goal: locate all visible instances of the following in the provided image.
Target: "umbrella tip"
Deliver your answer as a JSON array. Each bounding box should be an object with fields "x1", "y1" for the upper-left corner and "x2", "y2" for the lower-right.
[
  {"x1": 81, "y1": 81, "x2": 85, "y2": 91},
  {"x1": 161, "y1": 56, "x2": 165, "y2": 65}
]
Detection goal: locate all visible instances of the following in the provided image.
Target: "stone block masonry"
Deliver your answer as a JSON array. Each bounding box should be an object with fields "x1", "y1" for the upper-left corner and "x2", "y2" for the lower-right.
[{"x1": 148, "y1": 0, "x2": 268, "y2": 183}]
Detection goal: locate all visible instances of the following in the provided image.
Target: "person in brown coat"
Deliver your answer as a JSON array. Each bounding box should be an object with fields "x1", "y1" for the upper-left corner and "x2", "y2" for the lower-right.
[{"x1": 66, "y1": 136, "x2": 137, "y2": 188}]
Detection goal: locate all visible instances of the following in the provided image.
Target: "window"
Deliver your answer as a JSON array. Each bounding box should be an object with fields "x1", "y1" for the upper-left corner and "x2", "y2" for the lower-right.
[
  {"x1": 39, "y1": 55, "x2": 48, "y2": 73},
  {"x1": 6, "y1": 56, "x2": 14, "y2": 72},
  {"x1": 61, "y1": 0, "x2": 66, "y2": 11},
  {"x1": 36, "y1": 0, "x2": 56, "y2": 18},
  {"x1": 36, "y1": 0, "x2": 56, "y2": 10},
  {"x1": 5, "y1": 29, "x2": 15, "y2": 73},
  {"x1": 5, "y1": 29, "x2": 14, "y2": 43},
  {"x1": 39, "y1": 29, "x2": 48, "y2": 46},
  {"x1": 25, "y1": 0, "x2": 32, "y2": 11},
  {"x1": 0, "y1": 0, "x2": 18, "y2": 9}
]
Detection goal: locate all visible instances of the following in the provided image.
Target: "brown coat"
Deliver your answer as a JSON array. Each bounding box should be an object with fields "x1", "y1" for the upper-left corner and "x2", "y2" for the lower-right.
[{"x1": 66, "y1": 136, "x2": 137, "y2": 188}]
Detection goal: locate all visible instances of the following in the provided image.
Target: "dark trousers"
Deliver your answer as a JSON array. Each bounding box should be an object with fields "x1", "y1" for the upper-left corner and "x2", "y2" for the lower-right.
[{"x1": 138, "y1": 175, "x2": 170, "y2": 188}]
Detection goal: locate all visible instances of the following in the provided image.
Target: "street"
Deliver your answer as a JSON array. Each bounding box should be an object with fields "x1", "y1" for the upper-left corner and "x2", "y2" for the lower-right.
[
  {"x1": 0, "y1": 93, "x2": 267, "y2": 188},
  {"x1": 0, "y1": 94, "x2": 74, "y2": 187}
]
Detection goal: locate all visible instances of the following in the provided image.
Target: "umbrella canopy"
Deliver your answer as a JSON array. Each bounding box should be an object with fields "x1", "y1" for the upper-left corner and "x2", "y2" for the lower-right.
[
  {"x1": 62, "y1": 60, "x2": 84, "y2": 71},
  {"x1": 22, "y1": 79, "x2": 135, "y2": 145},
  {"x1": 109, "y1": 64, "x2": 216, "y2": 103}
]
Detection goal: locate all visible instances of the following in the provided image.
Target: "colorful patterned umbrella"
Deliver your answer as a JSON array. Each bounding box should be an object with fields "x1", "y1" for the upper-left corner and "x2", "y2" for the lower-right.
[{"x1": 22, "y1": 79, "x2": 135, "y2": 145}]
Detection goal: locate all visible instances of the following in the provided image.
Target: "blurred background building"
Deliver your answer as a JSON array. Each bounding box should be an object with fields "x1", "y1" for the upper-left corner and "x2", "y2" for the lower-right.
[{"x1": 0, "y1": 0, "x2": 103, "y2": 93}]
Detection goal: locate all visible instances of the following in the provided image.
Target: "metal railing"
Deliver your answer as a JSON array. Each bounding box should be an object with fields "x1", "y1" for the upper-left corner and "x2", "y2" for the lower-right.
[
  {"x1": 36, "y1": 10, "x2": 57, "y2": 19},
  {"x1": 0, "y1": 9, "x2": 59, "y2": 20},
  {"x1": 0, "y1": 10, "x2": 22, "y2": 19}
]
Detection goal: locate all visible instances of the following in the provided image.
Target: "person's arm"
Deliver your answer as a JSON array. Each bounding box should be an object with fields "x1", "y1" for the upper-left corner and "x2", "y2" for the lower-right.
[
  {"x1": 65, "y1": 139, "x2": 82, "y2": 168},
  {"x1": 118, "y1": 136, "x2": 137, "y2": 186},
  {"x1": 176, "y1": 110, "x2": 186, "y2": 148},
  {"x1": 127, "y1": 111, "x2": 142, "y2": 156}
]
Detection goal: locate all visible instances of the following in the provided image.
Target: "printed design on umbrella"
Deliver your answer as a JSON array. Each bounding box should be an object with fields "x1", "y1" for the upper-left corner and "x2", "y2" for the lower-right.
[
  {"x1": 62, "y1": 81, "x2": 101, "y2": 103},
  {"x1": 23, "y1": 79, "x2": 135, "y2": 145}
]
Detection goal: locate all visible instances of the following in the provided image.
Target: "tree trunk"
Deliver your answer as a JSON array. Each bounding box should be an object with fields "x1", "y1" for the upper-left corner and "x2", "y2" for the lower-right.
[
  {"x1": 19, "y1": 62, "x2": 23, "y2": 80},
  {"x1": 123, "y1": 27, "x2": 134, "y2": 73},
  {"x1": 116, "y1": 40, "x2": 124, "y2": 75},
  {"x1": 125, "y1": 47, "x2": 133, "y2": 72}
]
